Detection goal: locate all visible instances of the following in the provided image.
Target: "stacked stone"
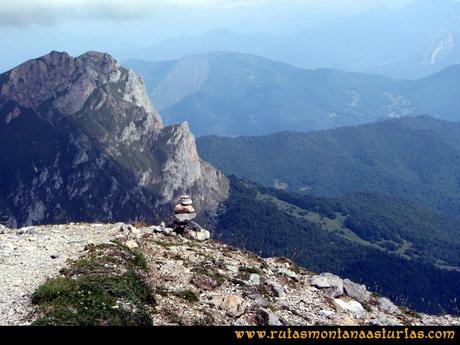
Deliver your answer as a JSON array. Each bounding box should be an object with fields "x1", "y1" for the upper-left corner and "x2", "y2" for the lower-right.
[
  {"x1": 172, "y1": 195, "x2": 210, "y2": 241},
  {"x1": 174, "y1": 195, "x2": 197, "y2": 224}
]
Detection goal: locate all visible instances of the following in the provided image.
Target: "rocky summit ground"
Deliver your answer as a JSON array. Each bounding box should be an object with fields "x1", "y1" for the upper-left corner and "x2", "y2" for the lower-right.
[{"x1": 0, "y1": 223, "x2": 459, "y2": 326}]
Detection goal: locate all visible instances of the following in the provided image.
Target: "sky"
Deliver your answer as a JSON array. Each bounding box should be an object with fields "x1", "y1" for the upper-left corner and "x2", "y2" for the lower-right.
[{"x1": 0, "y1": 0, "x2": 423, "y2": 71}]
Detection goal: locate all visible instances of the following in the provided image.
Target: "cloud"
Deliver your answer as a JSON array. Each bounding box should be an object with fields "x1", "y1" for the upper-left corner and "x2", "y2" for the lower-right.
[
  {"x1": 0, "y1": 0, "x2": 416, "y2": 26},
  {"x1": 0, "y1": 0, "x2": 267, "y2": 26}
]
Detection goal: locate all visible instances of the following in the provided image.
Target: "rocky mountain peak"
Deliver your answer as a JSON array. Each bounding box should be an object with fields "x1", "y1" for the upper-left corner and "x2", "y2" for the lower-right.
[{"x1": 0, "y1": 52, "x2": 228, "y2": 227}]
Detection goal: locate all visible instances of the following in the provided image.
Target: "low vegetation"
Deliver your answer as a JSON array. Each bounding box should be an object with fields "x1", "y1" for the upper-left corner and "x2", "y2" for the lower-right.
[{"x1": 31, "y1": 242, "x2": 155, "y2": 326}]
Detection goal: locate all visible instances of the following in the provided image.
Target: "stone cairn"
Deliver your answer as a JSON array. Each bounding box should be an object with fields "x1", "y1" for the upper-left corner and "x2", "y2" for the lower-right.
[
  {"x1": 174, "y1": 195, "x2": 197, "y2": 226},
  {"x1": 150, "y1": 194, "x2": 210, "y2": 241},
  {"x1": 173, "y1": 195, "x2": 210, "y2": 241}
]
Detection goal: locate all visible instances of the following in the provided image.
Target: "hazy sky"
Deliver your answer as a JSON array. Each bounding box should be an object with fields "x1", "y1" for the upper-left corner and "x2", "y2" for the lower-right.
[{"x1": 0, "y1": 0, "x2": 426, "y2": 71}]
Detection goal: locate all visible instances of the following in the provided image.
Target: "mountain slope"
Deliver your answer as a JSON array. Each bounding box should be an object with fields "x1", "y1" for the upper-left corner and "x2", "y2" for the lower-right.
[
  {"x1": 126, "y1": 52, "x2": 460, "y2": 137},
  {"x1": 2, "y1": 222, "x2": 459, "y2": 326},
  {"x1": 0, "y1": 51, "x2": 228, "y2": 228},
  {"x1": 197, "y1": 116, "x2": 460, "y2": 217},
  {"x1": 215, "y1": 177, "x2": 460, "y2": 315}
]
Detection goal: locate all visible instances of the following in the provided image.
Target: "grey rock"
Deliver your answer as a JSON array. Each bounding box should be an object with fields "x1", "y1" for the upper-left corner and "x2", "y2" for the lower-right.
[
  {"x1": 249, "y1": 294, "x2": 270, "y2": 308},
  {"x1": 334, "y1": 299, "x2": 366, "y2": 318},
  {"x1": 343, "y1": 279, "x2": 371, "y2": 303},
  {"x1": 249, "y1": 273, "x2": 261, "y2": 286},
  {"x1": 268, "y1": 311, "x2": 283, "y2": 326},
  {"x1": 16, "y1": 227, "x2": 34, "y2": 236},
  {"x1": 151, "y1": 225, "x2": 174, "y2": 235},
  {"x1": 257, "y1": 308, "x2": 283, "y2": 326},
  {"x1": 268, "y1": 281, "x2": 285, "y2": 298},
  {"x1": 378, "y1": 297, "x2": 399, "y2": 314},
  {"x1": 213, "y1": 295, "x2": 246, "y2": 317},
  {"x1": 278, "y1": 267, "x2": 298, "y2": 281},
  {"x1": 125, "y1": 239, "x2": 139, "y2": 249},
  {"x1": 113, "y1": 223, "x2": 133, "y2": 233},
  {"x1": 370, "y1": 314, "x2": 403, "y2": 326},
  {"x1": 319, "y1": 310, "x2": 335, "y2": 318},
  {"x1": 310, "y1": 273, "x2": 344, "y2": 298},
  {"x1": 183, "y1": 229, "x2": 210, "y2": 242},
  {"x1": 226, "y1": 265, "x2": 239, "y2": 273}
]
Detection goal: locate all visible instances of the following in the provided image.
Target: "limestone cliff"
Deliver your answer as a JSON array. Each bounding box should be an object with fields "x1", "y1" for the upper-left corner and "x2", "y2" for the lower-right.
[{"x1": 0, "y1": 51, "x2": 228, "y2": 227}]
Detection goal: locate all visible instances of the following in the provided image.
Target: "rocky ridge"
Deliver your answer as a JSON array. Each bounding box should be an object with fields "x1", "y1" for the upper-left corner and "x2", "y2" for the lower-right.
[
  {"x1": 0, "y1": 51, "x2": 228, "y2": 227},
  {"x1": 0, "y1": 223, "x2": 458, "y2": 326}
]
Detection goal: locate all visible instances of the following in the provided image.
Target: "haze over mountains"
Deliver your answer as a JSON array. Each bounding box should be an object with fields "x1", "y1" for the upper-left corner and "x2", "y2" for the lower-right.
[
  {"x1": 198, "y1": 116, "x2": 460, "y2": 217},
  {"x1": 126, "y1": 52, "x2": 460, "y2": 136},
  {"x1": 122, "y1": 0, "x2": 460, "y2": 80}
]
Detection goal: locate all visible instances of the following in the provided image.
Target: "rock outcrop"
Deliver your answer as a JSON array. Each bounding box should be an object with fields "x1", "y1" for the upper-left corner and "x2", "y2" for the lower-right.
[
  {"x1": 1, "y1": 222, "x2": 459, "y2": 326},
  {"x1": 0, "y1": 51, "x2": 229, "y2": 227}
]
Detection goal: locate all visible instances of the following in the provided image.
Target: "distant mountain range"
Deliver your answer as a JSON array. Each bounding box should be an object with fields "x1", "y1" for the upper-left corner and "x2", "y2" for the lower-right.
[
  {"x1": 126, "y1": 52, "x2": 460, "y2": 136},
  {"x1": 198, "y1": 116, "x2": 460, "y2": 217},
  {"x1": 119, "y1": 0, "x2": 460, "y2": 80}
]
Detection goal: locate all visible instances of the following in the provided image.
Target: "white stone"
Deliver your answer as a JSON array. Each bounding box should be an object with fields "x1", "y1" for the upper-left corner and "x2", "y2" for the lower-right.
[
  {"x1": 184, "y1": 229, "x2": 210, "y2": 242},
  {"x1": 249, "y1": 273, "x2": 261, "y2": 286},
  {"x1": 310, "y1": 273, "x2": 344, "y2": 298},
  {"x1": 334, "y1": 299, "x2": 366, "y2": 318},
  {"x1": 213, "y1": 295, "x2": 246, "y2": 317},
  {"x1": 125, "y1": 239, "x2": 139, "y2": 249},
  {"x1": 378, "y1": 297, "x2": 399, "y2": 313},
  {"x1": 278, "y1": 267, "x2": 298, "y2": 280},
  {"x1": 268, "y1": 281, "x2": 285, "y2": 298},
  {"x1": 319, "y1": 310, "x2": 335, "y2": 318},
  {"x1": 343, "y1": 279, "x2": 370, "y2": 302}
]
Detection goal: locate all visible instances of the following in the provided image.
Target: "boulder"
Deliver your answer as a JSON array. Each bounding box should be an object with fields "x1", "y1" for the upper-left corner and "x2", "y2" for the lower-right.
[
  {"x1": 310, "y1": 273, "x2": 344, "y2": 298},
  {"x1": 151, "y1": 225, "x2": 174, "y2": 235},
  {"x1": 278, "y1": 267, "x2": 298, "y2": 280},
  {"x1": 267, "y1": 281, "x2": 285, "y2": 298},
  {"x1": 343, "y1": 279, "x2": 371, "y2": 303},
  {"x1": 334, "y1": 299, "x2": 366, "y2": 318},
  {"x1": 267, "y1": 311, "x2": 283, "y2": 326},
  {"x1": 249, "y1": 273, "x2": 261, "y2": 286},
  {"x1": 226, "y1": 265, "x2": 239, "y2": 273},
  {"x1": 112, "y1": 222, "x2": 133, "y2": 234},
  {"x1": 130, "y1": 227, "x2": 143, "y2": 239},
  {"x1": 125, "y1": 239, "x2": 139, "y2": 249},
  {"x1": 16, "y1": 227, "x2": 34, "y2": 235},
  {"x1": 183, "y1": 229, "x2": 210, "y2": 242},
  {"x1": 249, "y1": 294, "x2": 269, "y2": 308},
  {"x1": 370, "y1": 315, "x2": 403, "y2": 326},
  {"x1": 191, "y1": 275, "x2": 221, "y2": 291},
  {"x1": 319, "y1": 310, "x2": 335, "y2": 318},
  {"x1": 378, "y1": 297, "x2": 398, "y2": 313},
  {"x1": 213, "y1": 295, "x2": 246, "y2": 317},
  {"x1": 257, "y1": 309, "x2": 283, "y2": 326}
]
